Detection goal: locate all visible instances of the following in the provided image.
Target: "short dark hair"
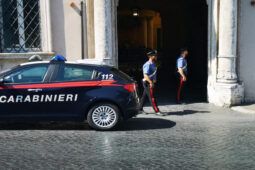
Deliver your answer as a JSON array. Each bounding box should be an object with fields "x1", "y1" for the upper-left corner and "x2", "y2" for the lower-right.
[{"x1": 180, "y1": 48, "x2": 188, "y2": 54}]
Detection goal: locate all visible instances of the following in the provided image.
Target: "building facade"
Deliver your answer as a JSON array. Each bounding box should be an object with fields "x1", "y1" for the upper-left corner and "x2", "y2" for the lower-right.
[{"x1": 0, "y1": 0, "x2": 255, "y2": 107}]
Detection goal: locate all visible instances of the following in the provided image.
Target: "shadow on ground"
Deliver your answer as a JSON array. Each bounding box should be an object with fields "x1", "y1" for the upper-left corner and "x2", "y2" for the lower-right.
[
  {"x1": 119, "y1": 118, "x2": 176, "y2": 131},
  {"x1": 0, "y1": 118, "x2": 176, "y2": 131},
  {"x1": 0, "y1": 122, "x2": 91, "y2": 131},
  {"x1": 142, "y1": 110, "x2": 210, "y2": 116},
  {"x1": 165, "y1": 110, "x2": 210, "y2": 116}
]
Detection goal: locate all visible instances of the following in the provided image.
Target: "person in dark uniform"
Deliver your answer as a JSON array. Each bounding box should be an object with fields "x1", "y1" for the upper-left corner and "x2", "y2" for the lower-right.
[
  {"x1": 139, "y1": 50, "x2": 164, "y2": 116},
  {"x1": 176, "y1": 48, "x2": 189, "y2": 104}
]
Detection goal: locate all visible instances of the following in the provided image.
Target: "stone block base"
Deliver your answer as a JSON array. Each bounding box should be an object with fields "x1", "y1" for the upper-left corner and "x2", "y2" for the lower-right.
[
  {"x1": 0, "y1": 52, "x2": 54, "y2": 71},
  {"x1": 208, "y1": 82, "x2": 244, "y2": 107}
]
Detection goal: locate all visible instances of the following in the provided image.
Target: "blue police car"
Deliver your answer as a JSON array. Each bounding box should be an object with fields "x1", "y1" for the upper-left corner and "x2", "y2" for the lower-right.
[{"x1": 0, "y1": 59, "x2": 140, "y2": 130}]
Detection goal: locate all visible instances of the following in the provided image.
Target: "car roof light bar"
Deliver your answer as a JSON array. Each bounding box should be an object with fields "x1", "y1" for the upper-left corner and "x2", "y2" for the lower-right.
[{"x1": 50, "y1": 55, "x2": 67, "y2": 62}]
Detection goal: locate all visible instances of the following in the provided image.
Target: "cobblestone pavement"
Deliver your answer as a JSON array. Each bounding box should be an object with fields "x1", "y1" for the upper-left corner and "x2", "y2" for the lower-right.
[{"x1": 0, "y1": 103, "x2": 255, "y2": 170}]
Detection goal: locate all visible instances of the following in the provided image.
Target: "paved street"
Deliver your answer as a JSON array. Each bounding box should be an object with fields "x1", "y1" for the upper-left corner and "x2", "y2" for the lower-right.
[{"x1": 0, "y1": 103, "x2": 255, "y2": 170}]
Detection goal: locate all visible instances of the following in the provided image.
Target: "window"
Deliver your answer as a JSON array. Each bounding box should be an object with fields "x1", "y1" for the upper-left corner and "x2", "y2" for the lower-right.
[
  {"x1": 55, "y1": 65, "x2": 94, "y2": 82},
  {"x1": 0, "y1": 0, "x2": 41, "y2": 53},
  {"x1": 4, "y1": 65, "x2": 48, "y2": 84}
]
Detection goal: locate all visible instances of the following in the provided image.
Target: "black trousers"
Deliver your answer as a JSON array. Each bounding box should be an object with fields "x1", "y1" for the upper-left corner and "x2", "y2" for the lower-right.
[{"x1": 139, "y1": 81, "x2": 159, "y2": 113}]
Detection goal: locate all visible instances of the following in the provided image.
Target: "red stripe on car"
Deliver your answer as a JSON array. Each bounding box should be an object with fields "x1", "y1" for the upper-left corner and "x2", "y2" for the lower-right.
[{"x1": 0, "y1": 80, "x2": 121, "y2": 90}]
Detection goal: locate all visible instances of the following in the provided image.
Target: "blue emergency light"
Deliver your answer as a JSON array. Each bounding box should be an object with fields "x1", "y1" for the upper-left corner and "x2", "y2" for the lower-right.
[{"x1": 51, "y1": 55, "x2": 67, "y2": 62}]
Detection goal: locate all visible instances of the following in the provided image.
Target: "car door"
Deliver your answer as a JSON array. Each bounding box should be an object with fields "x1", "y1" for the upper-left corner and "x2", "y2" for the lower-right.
[
  {"x1": 47, "y1": 63, "x2": 100, "y2": 119},
  {"x1": 0, "y1": 63, "x2": 54, "y2": 118}
]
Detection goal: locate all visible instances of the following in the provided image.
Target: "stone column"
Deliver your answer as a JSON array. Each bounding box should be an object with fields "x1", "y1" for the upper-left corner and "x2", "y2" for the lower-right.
[
  {"x1": 210, "y1": 0, "x2": 244, "y2": 107},
  {"x1": 111, "y1": 0, "x2": 118, "y2": 67},
  {"x1": 86, "y1": 0, "x2": 95, "y2": 59},
  {"x1": 94, "y1": 0, "x2": 114, "y2": 66},
  {"x1": 217, "y1": 0, "x2": 238, "y2": 83},
  {"x1": 40, "y1": 0, "x2": 53, "y2": 52}
]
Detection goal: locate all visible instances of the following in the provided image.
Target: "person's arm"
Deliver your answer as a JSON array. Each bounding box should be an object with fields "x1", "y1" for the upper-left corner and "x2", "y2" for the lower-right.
[
  {"x1": 143, "y1": 63, "x2": 154, "y2": 87},
  {"x1": 144, "y1": 74, "x2": 154, "y2": 87},
  {"x1": 178, "y1": 68, "x2": 187, "y2": 81}
]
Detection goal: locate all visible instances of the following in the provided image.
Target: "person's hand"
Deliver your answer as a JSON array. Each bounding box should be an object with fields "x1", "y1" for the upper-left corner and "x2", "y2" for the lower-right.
[
  {"x1": 182, "y1": 76, "x2": 187, "y2": 82},
  {"x1": 149, "y1": 82, "x2": 154, "y2": 88}
]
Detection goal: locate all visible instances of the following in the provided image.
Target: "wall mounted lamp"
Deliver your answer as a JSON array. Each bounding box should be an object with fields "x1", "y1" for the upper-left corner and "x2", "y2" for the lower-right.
[{"x1": 132, "y1": 9, "x2": 139, "y2": 17}]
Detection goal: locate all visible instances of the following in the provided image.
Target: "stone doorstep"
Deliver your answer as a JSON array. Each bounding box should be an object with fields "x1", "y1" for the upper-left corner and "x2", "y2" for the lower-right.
[{"x1": 231, "y1": 104, "x2": 255, "y2": 114}]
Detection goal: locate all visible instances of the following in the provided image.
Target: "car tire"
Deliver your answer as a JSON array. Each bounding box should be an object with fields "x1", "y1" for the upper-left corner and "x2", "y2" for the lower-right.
[{"x1": 87, "y1": 103, "x2": 121, "y2": 130}]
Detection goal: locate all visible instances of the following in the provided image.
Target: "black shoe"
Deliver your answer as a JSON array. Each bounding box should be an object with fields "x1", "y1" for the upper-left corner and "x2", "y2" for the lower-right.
[
  {"x1": 139, "y1": 109, "x2": 150, "y2": 115},
  {"x1": 144, "y1": 111, "x2": 150, "y2": 115},
  {"x1": 138, "y1": 110, "x2": 144, "y2": 114},
  {"x1": 176, "y1": 100, "x2": 186, "y2": 105},
  {"x1": 156, "y1": 112, "x2": 166, "y2": 116}
]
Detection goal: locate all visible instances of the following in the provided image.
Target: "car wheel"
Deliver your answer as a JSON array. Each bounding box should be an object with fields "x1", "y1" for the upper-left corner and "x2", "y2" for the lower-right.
[{"x1": 87, "y1": 103, "x2": 121, "y2": 130}]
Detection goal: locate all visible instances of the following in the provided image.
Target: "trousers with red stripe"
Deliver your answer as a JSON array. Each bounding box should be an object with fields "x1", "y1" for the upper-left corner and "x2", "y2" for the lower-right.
[
  {"x1": 177, "y1": 74, "x2": 186, "y2": 103},
  {"x1": 139, "y1": 81, "x2": 159, "y2": 113}
]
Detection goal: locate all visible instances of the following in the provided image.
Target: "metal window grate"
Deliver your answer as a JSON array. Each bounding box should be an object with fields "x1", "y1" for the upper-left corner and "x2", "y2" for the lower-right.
[{"x1": 0, "y1": 0, "x2": 41, "y2": 53}]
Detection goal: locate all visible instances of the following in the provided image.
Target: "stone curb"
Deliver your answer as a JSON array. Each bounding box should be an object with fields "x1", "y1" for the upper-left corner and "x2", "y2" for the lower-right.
[{"x1": 231, "y1": 106, "x2": 255, "y2": 114}]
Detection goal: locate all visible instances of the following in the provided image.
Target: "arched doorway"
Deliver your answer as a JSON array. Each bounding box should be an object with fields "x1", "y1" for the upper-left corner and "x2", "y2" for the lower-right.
[{"x1": 117, "y1": 0, "x2": 208, "y2": 103}]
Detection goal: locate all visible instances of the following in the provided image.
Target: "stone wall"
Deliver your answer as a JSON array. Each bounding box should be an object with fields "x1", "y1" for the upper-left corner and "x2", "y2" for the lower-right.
[
  {"x1": 0, "y1": 53, "x2": 53, "y2": 71},
  {"x1": 0, "y1": 0, "x2": 85, "y2": 72}
]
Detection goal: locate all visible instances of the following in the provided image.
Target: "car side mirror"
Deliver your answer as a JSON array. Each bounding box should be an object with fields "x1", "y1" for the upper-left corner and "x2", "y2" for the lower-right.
[
  {"x1": 0, "y1": 78, "x2": 7, "y2": 86},
  {"x1": 0, "y1": 78, "x2": 5, "y2": 85}
]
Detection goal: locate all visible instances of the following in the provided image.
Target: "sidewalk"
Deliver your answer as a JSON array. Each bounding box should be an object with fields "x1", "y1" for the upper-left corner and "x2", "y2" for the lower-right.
[{"x1": 231, "y1": 104, "x2": 255, "y2": 114}]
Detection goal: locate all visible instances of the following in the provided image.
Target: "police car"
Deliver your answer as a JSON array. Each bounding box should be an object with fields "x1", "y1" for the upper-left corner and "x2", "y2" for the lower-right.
[{"x1": 0, "y1": 57, "x2": 140, "y2": 130}]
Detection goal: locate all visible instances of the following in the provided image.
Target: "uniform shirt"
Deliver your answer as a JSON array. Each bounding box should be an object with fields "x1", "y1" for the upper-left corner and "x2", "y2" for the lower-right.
[
  {"x1": 177, "y1": 56, "x2": 188, "y2": 75},
  {"x1": 143, "y1": 61, "x2": 157, "y2": 81}
]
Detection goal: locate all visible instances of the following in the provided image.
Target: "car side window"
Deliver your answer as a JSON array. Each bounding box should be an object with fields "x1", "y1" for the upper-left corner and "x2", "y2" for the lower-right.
[
  {"x1": 3, "y1": 65, "x2": 49, "y2": 84},
  {"x1": 55, "y1": 65, "x2": 94, "y2": 82}
]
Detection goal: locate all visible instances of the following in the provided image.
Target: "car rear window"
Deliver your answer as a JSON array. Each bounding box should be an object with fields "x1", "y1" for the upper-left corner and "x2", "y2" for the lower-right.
[
  {"x1": 55, "y1": 65, "x2": 94, "y2": 82},
  {"x1": 110, "y1": 68, "x2": 134, "y2": 83}
]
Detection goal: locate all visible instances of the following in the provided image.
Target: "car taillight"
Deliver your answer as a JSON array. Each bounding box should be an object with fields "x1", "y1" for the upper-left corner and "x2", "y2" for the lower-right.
[{"x1": 123, "y1": 83, "x2": 136, "y2": 93}]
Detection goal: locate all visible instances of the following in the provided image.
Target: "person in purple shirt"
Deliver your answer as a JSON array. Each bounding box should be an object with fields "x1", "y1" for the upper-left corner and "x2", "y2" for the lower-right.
[
  {"x1": 139, "y1": 50, "x2": 164, "y2": 116},
  {"x1": 176, "y1": 48, "x2": 189, "y2": 104}
]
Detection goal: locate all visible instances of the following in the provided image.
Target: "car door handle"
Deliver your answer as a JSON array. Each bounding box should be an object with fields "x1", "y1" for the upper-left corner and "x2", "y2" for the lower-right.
[{"x1": 27, "y1": 89, "x2": 43, "y2": 92}]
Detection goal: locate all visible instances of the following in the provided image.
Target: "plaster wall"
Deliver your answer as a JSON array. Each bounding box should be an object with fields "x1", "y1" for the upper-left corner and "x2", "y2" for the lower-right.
[
  {"x1": 238, "y1": 1, "x2": 255, "y2": 102},
  {"x1": 50, "y1": 0, "x2": 84, "y2": 61}
]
